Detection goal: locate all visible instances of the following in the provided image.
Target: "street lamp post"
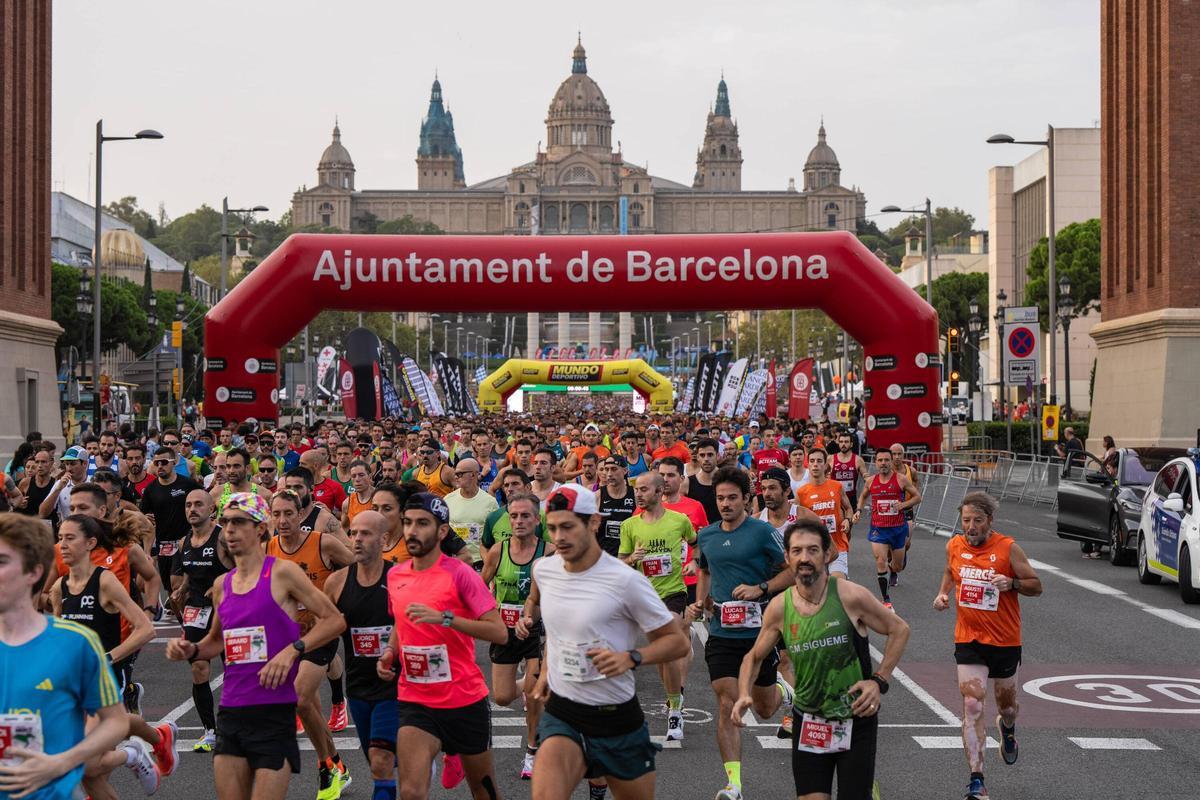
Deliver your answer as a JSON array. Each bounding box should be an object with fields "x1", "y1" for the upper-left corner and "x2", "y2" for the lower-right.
[
  {"x1": 147, "y1": 296, "x2": 158, "y2": 429},
  {"x1": 705, "y1": 321, "x2": 713, "y2": 351},
  {"x1": 691, "y1": 328, "x2": 700, "y2": 368},
  {"x1": 1058, "y1": 275, "x2": 1075, "y2": 417},
  {"x1": 988, "y1": 127, "x2": 1058, "y2": 404},
  {"x1": 174, "y1": 295, "x2": 186, "y2": 423},
  {"x1": 880, "y1": 199, "x2": 934, "y2": 306},
  {"x1": 968, "y1": 296, "x2": 983, "y2": 422},
  {"x1": 220, "y1": 198, "x2": 269, "y2": 299},
  {"x1": 456, "y1": 326, "x2": 463, "y2": 360},
  {"x1": 443, "y1": 320, "x2": 451, "y2": 355},
  {"x1": 995, "y1": 289, "x2": 1010, "y2": 450},
  {"x1": 837, "y1": 332, "x2": 846, "y2": 400},
  {"x1": 670, "y1": 337, "x2": 679, "y2": 383},
  {"x1": 754, "y1": 311, "x2": 762, "y2": 367},
  {"x1": 715, "y1": 313, "x2": 727, "y2": 351},
  {"x1": 790, "y1": 310, "x2": 796, "y2": 368},
  {"x1": 93, "y1": 120, "x2": 163, "y2": 425}
]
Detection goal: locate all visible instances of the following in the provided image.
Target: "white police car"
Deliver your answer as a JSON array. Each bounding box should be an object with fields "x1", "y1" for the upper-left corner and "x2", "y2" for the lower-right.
[{"x1": 1136, "y1": 448, "x2": 1200, "y2": 603}]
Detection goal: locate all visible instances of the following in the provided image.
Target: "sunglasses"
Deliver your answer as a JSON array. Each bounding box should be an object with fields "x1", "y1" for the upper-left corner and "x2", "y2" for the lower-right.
[
  {"x1": 259, "y1": 466, "x2": 276, "y2": 473},
  {"x1": 453, "y1": 471, "x2": 477, "y2": 477},
  {"x1": 152, "y1": 459, "x2": 173, "y2": 466}
]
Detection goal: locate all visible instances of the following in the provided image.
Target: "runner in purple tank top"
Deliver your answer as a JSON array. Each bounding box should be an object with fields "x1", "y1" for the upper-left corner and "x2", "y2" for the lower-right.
[{"x1": 167, "y1": 492, "x2": 345, "y2": 800}]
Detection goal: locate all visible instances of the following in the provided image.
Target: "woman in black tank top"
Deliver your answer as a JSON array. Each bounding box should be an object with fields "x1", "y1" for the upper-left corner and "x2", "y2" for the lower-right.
[{"x1": 59, "y1": 566, "x2": 123, "y2": 653}]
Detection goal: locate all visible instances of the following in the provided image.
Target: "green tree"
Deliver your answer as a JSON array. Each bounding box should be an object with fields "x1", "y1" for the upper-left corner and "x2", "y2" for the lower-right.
[
  {"x1": 141, "y1": 258, "x2": 153, "y2": 310},
  {"x1": 916, "y1": 271, "x2": 990, "y2": 391},
  {"x1": 51, "y1": 263, "x2": 156, "y2": 365},
  {"x1": 103, "y1": 196, "x2": 156, "y2": 239},
  {"x1": 351, "y1": 211, "x2": 380, "y2": 234},
  {"x1": 735, "y1": 309, "x2": 844, "y2": 365},
  {"x1": 1025, "y1": 218, "x2": 1101, "y2": 331},
  {"x1": 180, "y1": 262, "x2": 192, "y2": 295},
  {"x1": 376, "y1": 215, "x2": 444, "y2": 235},
  {"x1": 150, "y1": 204, "x2": 223, "y2": 262},
  {"x1": 886, "y1": 206, "x2": 976, "y2": 246}
]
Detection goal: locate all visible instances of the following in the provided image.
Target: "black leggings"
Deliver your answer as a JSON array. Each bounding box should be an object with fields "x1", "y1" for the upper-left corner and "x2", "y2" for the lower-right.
[{"x1": 791, "y1": 712, "x2": 878, "y2": 798}]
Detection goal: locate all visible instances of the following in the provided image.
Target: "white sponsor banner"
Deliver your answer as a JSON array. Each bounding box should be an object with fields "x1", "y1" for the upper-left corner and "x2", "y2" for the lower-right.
[
  {"x1": 715, "y1": 358, "x2": 749, "y2": 417},
  {"x1": 735, "y1": 369, "x2": 769, "y2": 416},
  {"x1": 315, "y1": 346, "x2": 337, "y2": 387}
]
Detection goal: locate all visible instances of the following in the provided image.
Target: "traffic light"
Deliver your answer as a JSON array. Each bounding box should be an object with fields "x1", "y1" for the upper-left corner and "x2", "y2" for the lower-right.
[
  {"x1": 948, "y1": 370, "x2": 961, "y2": 395},
  {"x1": 947, "y1": 326, "x2": 961, "y2": 354}
]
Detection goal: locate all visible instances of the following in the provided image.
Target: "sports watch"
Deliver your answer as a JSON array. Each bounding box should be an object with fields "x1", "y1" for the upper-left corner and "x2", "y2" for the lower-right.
[
  {"x1": 441, "y1": 610, "x2": 455, "y2": 627},
  {"x1": 292, "y1": 639, "x2": 306, "y2": 655},
  {"x1": 627, "y1": 649, "x2": 643, "y2": 669}
]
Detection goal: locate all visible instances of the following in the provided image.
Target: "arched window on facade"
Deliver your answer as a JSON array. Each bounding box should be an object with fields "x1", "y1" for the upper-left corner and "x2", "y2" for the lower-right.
[
  {"x1": 515, "y1": 201, "x2": 530, "y2": 231},
  {"x1": 569, "y1": 203, "x2": 589, "y2": 232},
  {"x1": 543, "y1": 203, "x2": 560, "y2": 232},
  {"x1": 824, "y1": 202, "x2": 840, "y2": 229},
  {"x1": 599, "y1": 205, "x2": 615, "y2": 231},
  {"x1": 630, "y1": 202, "x2": 644, "y2": 229},
  {"x1": 720, "y1": 144, "x2": 727, "y2": 157},
  {"x1": 319, "y1": 202, "x2": 334, "y2": 228}
]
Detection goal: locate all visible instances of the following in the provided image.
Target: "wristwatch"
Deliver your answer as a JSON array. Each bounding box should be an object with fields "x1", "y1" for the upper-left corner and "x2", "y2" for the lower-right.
[
  {"x1": 757, "y1": 581, "x2": 770, "y2": 596},
  {"x1": 627, "y1": 649, "x2": 643, "y2": 670},
  {"x1": 870, "y1": 673, "x2": 890, "y2": 694},
  {"x1": 291, "y1": 639, "x2": 306, "y2": 655},
  {"x1": 441, "y1": 610, "x2": 455, "y2": 627}
]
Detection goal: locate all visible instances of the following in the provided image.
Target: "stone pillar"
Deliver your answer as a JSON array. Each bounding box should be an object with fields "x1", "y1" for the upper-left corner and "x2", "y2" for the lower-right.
[
  {"x1": 525, "y1": 312, "x2": 540, "y2": 359},
  {"x1": 557, "y1": 312, "x2": 570, "y2": 350},
  {"x1": 588, "y1": 312, "x2": 601, "y2": 355},
  {"x1": 619, "y1": 312, "x2": 633, "y2": 354}
]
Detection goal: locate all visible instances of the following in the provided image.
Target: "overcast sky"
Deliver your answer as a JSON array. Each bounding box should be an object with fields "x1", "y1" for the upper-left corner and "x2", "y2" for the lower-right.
[{"x1": 52, "y1": 0, "x2": 1099, "y2": 232}]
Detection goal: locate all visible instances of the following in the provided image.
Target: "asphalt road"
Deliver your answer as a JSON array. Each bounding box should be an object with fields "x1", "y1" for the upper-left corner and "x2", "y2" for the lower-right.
[{"x1": 107, "y1": 497, "x2": 1200, "y2": 799}]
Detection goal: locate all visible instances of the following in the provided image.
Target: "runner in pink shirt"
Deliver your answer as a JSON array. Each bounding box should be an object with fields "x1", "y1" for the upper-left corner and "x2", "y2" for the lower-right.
[{"x1": 377, "y1": 492, "x2": 507, "y2": 799}]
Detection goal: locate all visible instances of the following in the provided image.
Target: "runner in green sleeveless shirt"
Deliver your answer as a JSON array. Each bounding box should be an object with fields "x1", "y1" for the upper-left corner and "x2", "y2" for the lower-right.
[
  {"x1": 732, "y1": 518, "x2": 910, "y2": 800},
  {"x1": 481, "y1": 491, "x2": 555, "y2": 781}
]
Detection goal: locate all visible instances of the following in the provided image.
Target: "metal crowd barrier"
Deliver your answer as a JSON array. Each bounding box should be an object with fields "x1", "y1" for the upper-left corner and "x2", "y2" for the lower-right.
[{"x1": 911, "y1": 465, "x2": 971, "y2": 536}]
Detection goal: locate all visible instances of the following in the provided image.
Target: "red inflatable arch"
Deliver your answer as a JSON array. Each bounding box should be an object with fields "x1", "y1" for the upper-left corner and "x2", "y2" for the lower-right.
[{"x1": 204, "y1": 232, "x2": 942, "y2": 452}]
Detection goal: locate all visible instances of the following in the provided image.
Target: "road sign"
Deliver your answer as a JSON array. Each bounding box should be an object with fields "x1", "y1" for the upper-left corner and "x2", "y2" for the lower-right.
[
  {"x1": 1004, "y1": 305, "x2": 1039, "y2": 324},
  {"x1": 1042, "y1": 404, "x2": 1060, "y2": 441},
  {"x1": 1003, "y1": 322, "x2": 1041, "y2": 385}
]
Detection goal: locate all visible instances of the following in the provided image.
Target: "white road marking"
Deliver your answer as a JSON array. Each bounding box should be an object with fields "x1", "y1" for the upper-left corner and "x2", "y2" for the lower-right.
[
  {"x1": 159, "y1": 674, "x2": 224, "y2": 725},
  {"x1": 869, "y1": 645, "x2": 960, "y2": 725},
  {"x1": 913, "y1": 735, "x2": 997, "y2": 749},
  {"x1": 692, "y1": 620, "x2": 709, "y2": 646},
  {"x1": 1027, "y1": 558, "x2": 1200, "y2": 630},
  {"x1": 1069, "y1": 737, "x2": 1160, "y2": 750},
  {"x1": 649, "y1": 735, "x2": 682, "y2": 749},
  {"x1": 756, "y1": 735, "x2": 792, "y2": 749}
]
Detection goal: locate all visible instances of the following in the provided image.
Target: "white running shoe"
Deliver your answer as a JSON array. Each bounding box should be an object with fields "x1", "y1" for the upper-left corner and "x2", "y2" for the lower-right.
[
  {"x1": 124, "y1": 737, "x2": 160, "y2": 795},
  {"x1": 520, "y1": 751, "x2": 535, "y2": 780},
  {"x1": 775, "y1": 674, "x2": 795, "y2": 709},
  {"x1": 192, "y1": 729, "x2": 217, "y2": 753},
  {"x1": 666, "y1": 710, "x2": 684, "y2": 741},
  {"x1": 715, "y1": 784, "x2": 743, "y2": 800}
]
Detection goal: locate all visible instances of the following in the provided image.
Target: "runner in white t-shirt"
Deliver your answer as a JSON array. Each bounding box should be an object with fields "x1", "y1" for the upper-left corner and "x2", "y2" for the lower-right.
[{"x1": 526, "y1": 485, "x2": 689, "y2": 800}]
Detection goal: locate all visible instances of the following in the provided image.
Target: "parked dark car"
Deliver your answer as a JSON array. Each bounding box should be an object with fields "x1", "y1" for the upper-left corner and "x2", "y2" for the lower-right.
[{"x1": 1056, "y1": 447, "x2": 1185, "y2": 565}]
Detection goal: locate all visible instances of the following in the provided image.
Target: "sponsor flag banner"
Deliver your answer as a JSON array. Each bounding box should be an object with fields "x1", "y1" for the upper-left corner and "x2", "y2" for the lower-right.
[
  {"x1": 402, "y1": 357, "x2": 443, "y2": 416},
  {"x1": 690, "y1": 353, "x2": 713, "y2": 413},
  {"x1": 750, "y1": 380, "x2": 770, "y2": 419},
  {"x1": 705, "y1": 352, "x2": 733, "y2": 413},
  {"x1": 1042, "y1": 404, "x2": 1060, "y2": 441},
  {"x1": 716, "y1": 358, "x2": 749, "y2": 416},
  {"x1": 735, "y1": 368, "x2": 768, "y2": 416},
  {"x1": 372, "y1": 362, "x2": 383, "y2": 418},
  {"x1": 316, "y1": 346, "x2": 337, "y2": 388},
  {"x1": 787, "y1": 359, "x2": 814, "y2": 420},
  {"x1": 474, "y1": 366, "x2": 487, "y2": 385},
  {"x1": 678, "y1": 376, "x2": 696, "y2": 413},
  {"x1": 337, "y1": 358, "x2": 357, "y2": 419},
  {"x1": 765, "y1": 359, "x2": 778, "y2": 418},
  {"x1": 380, "y1": 373, "x2": 403, "y2": 417}
]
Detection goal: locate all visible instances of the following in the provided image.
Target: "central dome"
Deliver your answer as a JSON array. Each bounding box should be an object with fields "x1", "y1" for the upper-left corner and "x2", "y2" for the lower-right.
[{"x1": 545, "y1": 38, "x2": 614, "y2": 157}]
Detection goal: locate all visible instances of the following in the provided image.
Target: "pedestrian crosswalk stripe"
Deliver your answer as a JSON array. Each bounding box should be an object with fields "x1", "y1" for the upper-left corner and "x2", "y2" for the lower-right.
[
  {"x1": 913, "y1": 736, "x2": 999, "y2": 749},
  {"x1": 756, "y1": 735, "x2": 791, "y2": 749},
  {"x1": 1069, "y1": 737, "x2": 1160, "y2": 750}
]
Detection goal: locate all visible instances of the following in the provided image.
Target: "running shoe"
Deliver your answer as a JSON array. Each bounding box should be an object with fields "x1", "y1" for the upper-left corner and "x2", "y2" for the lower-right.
[
  {"x1": 328, "y1": 701, "x2": 348, "y2": 732},
  {"x1": 316, "y1": 763, "x2": 337, "y2": 800},
  {"x1": 124, "y1": 738, "x2": 160, "y2": 796},
  {"x1": 996, "y1": 715, "x2": 1018, "y2": 764},
  {"x1": 964, "y1": 776, "x2": 989, "y2": 800},
  {"x1": 151, "y1": 721, "x2": 177, "y2": 777},
  {"x1": 295, "y1": 714, "x2": 305, "y2": 734},
  {"x1": 192, "y1": 729, "x2": 216, "y2": 753},
  {"x1": 441, "y1": 753, "x2": 466, "y2": 789},
  {"x1": 715, "y1": 784, "x2": 743, "y2": 800},
  {"x1": 335, "y1": 760, "x2": 352, "y2": 793},
  {"x1": 775, "y1": 713, "x2": 793, "y2": 739},
  {"x1": 520, "y1": 751, "x2": 535, "y2": 780},
  {"x1": 123, "y1": 682, "x2": 144, "y2": 716},
  {"x1": 776, "y1": 673, "x2": 795, "y2": 709},
  {"x1": 666, "y1": 710, "x2": 684, "y2": 741},
  {"x1": 888, "y1": 570, "x2": 899, "y2": 588}
]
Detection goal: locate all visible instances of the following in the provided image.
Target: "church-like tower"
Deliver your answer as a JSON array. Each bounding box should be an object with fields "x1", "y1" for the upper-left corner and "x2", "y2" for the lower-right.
[
  {"x1": 544, "y1": 37, "x2": 614, "y2": 160},
  {"x1": 802, "y1": 121, "x2": 841, "y2": 190},
  {"x1": 692, "y1": 76, "x2": 742, "y2": 191},
  {"x1": 317, "y1": 121, "x2": 355, "y2": 190},
  {"x1": 416, "y1": 77, "x2": 465, "y2": 189}
]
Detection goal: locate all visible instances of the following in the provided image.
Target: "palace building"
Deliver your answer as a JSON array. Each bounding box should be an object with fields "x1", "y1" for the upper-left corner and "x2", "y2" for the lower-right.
[{"x1": 291, "y1": 38, "x2": 867, "y2": 353}]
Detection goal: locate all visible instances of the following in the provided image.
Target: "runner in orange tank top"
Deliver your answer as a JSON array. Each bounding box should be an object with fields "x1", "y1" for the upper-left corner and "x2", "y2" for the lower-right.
[
  {"x1": 370, "y1": 482, "x2": 413, "y2": 564},
  {"x1": 933, "y1": 492, "x2": 1042, "y2": 800},
  {"x1": 413, "y1": 438, "x2": 455, "y2": 497},
  {"x1": 794, "y1": 449, "x2": 855, "y2": 578},
  {"x1": 340, "y1": 459, "x2": 375, "y2": 531},
  {"x1": 266, "y1": 491, "x2": 354, "y2": 792}
]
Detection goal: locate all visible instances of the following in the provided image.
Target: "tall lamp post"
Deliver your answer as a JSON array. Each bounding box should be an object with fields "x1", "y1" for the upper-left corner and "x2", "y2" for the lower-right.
[
  {"x1": 988, "y1": 128, "x2": 1058, "y2": 404},
  {"x1": 968, "y1": 296, "x2": 982, "y2": 422},
  {"x1": 837, "y1": 332, "x2": 846, "y2": 399},
  {"x1": 442, "y1": 320, "x2": 451, "y2": 355},
  {"x1": 880, "y1": 199, "x2": 935, "y2": 305},
  {"x1": 93, "y1": 120, "x2": 163, "y2": 425},
  {"x1": 147, "y1": 296, "x2": 158, "y2": 428},
  {"x1": 691, "y1": 328, "x2": 700, "y2": 368},
  {"x1": 219, "y1": 199, "x2": 269, "y2": 298},
  {"x1": 77, "y1": 271, "x2": 92, "y2": 404},
  {"x1": 715, "y1": 313, "x2": 727, "y2": 351},
  {"x1": 704, "y1": 321, "x2": 713, "y2": 351},
  {"x1": 456, "y1": 326, "x2": 463, "y2": 359},
  {"x1": 174, "y1": 295, "x2": 186, "y2": 422},
  {"x1": 995, "y1": 289, "x2": 1010, "y2": 450},
  {"x1": 1057, "y1": 275, "x2": 1075, "y2": 417}
]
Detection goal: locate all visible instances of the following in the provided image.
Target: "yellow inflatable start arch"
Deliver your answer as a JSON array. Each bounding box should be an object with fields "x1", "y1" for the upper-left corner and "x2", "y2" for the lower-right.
[{"x1": 478, "y1": 358, "x2": 673, "y2": 414}]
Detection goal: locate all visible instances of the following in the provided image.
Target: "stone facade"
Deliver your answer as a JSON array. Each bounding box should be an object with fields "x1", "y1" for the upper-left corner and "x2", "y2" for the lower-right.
[
  {"x1": 1, "y1": 0, "x2": 62, "y2": 450},
  {"x1": 1090, "y1": 0, "x2": 1200, "y2": 447}
]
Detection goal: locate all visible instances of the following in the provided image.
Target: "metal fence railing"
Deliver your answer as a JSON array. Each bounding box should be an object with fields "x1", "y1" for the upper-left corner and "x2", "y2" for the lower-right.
[{"x1": 911, "y1": 465, "x2": 971, "y2": 536}]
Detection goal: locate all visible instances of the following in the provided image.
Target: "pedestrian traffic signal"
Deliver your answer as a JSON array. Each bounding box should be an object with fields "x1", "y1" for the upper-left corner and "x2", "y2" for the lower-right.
[
  {"x1": 948, "y1": 370, "x2": 961, "y2": 394},
  {"x1": 947, "y1": 326, "x2": 961, "y2": 354}
]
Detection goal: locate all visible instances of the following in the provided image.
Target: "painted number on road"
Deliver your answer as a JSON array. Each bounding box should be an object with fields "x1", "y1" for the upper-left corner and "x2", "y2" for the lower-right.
[{"x1": 1024, "y1": 674, "x2": 1200, "y2": 714}]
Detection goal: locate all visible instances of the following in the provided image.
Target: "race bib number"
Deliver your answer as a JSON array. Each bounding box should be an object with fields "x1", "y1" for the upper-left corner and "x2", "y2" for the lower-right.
[
  {"x1": 796, "y1": 713, "x2": 852, "y2": 754},
  {"x1": 877, "y1": 499, "x2": 898, "y2": 516},
  {"x1": 182, "y1": 605, "x2": 212, "y2": 629},
  {"x1": 350, "y1": 626, "x2": 391, "y2": 658},
  {"x1": 401, "y1": 644, "x2": 452, "y2": 683},
  {"x1": 957, "y1": 579, "x2": 1000, "y2": 611},
  {"x1": 0, "y1": 714, "x2": 43, "y2": 766},
  {"x1": 157, "y1": 539, "x2": 178, "y2": 557},
  {"x1": 640, "y1": 552, "x2": 672, "y2": 577},
  {"x1": 720, "y1": 601, "x2": 763, "y2": 629},
  {"x1": 223, "y1": 626, "x2": 268, "y2": 664},
  {"x1": 559, "y1": 638, "x2": 609, "y2": 682},
  {"x1": 605, "y1": 519, "x2": 623, "y2": 541},
  {"x1": 499, "y1": 603, "x2": 524, "y2": 629},
  {"x1": 453, "y1": 524, "x2": 483, "y2": 544},
  {"x1": 820, "y1": 514, "x2": 838, "y2": 534}
]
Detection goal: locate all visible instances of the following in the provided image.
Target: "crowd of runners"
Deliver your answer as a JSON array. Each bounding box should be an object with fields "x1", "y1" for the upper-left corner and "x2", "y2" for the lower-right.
[{"x1": 0, "y1": 410, "x2": 1041, "y2": 800}]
